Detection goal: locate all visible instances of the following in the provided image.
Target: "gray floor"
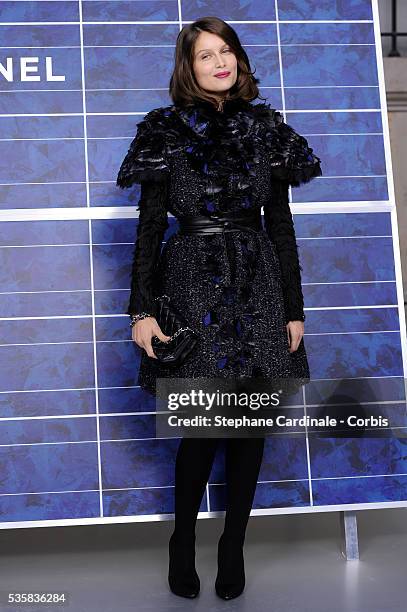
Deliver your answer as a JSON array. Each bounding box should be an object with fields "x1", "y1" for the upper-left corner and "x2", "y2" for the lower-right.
[{"x1": 0, "y1": 507, "x2": 406, "y2": 611}]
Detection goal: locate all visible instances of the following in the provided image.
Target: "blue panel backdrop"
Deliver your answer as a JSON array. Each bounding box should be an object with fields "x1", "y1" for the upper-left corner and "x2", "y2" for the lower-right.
[{"x1": 0, "y1": 0, "x2": 406, "y2": 527}]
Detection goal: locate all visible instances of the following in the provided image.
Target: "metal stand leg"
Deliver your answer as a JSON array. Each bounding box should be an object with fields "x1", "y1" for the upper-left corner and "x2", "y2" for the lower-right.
[{"x1": 339, "y1": 510, "x2": 359, "y2": 560}]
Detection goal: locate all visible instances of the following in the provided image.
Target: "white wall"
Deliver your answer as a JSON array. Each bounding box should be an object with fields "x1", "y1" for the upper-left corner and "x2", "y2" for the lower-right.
[
  {"x1": 377, "y1": 0, "x2": 407, "y2": 303},
  {"x1": 383, "y1": 57, "x2": 407, "y2": 303}
]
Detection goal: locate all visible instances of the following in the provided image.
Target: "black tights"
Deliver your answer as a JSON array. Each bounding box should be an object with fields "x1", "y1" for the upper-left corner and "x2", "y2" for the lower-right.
[{"x1": 173, "y1": 437, "x2": 265, "y2": 546}]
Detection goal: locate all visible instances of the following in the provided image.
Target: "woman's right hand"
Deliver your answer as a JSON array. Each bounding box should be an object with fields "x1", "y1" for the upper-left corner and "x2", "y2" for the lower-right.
[{"x1": 132, "y1": 317, "x2": 172, "y2": 359}]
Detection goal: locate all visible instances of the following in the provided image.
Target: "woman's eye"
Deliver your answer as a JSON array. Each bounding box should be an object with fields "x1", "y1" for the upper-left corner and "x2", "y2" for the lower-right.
[{"x1": 201, "y1": 49, "x2": 231, "y2": 60}]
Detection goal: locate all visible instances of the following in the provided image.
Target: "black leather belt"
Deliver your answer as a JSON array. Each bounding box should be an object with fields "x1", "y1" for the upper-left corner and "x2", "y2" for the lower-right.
[{"x1": 178, "y1": 208, "x2": 263, "y2": 235}]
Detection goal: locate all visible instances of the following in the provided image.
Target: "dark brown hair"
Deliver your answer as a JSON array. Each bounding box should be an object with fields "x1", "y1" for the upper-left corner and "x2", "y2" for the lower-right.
[{"x1": 169, "y1": 16, "x2": 265, "y2": 108}]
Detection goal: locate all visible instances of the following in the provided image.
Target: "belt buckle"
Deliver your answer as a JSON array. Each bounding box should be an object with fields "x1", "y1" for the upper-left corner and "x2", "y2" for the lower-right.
[
  {"x1": 211, "y1": 215, "x2": 231, "y2": 228},
  {"x1": 208, "y1": 214, "x2": 230, "y2": 232}
]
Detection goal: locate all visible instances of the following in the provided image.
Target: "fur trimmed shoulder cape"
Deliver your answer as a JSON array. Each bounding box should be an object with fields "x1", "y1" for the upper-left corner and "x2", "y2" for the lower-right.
[{"x1": 116, "y1": 99, "x2": 322, "y2": 190}]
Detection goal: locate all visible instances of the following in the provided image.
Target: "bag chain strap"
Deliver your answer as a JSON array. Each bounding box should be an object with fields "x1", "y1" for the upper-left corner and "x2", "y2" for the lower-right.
[{"x1": 154, "y1": 295, "x2": 195, "y2": 341}]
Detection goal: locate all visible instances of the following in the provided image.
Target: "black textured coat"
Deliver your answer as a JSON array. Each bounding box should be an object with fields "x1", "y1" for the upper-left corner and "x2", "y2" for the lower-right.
[{"x1": 117, "y1": 98, "x2": 322, "y2": 397}]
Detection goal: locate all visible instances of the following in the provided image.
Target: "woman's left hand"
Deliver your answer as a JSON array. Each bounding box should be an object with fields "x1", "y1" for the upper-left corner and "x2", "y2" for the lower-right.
[{"x1": 286, "y1": 320, "x2": 304, "y2": 353}]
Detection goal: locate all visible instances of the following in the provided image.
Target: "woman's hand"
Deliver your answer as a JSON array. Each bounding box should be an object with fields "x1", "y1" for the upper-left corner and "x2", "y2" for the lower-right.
[
  {"x1": 132, "y1": 317, "x2": 172, "y2": 359},
  {"x1": 286, "y1": 320, "x2": 304, "y2": 353}
]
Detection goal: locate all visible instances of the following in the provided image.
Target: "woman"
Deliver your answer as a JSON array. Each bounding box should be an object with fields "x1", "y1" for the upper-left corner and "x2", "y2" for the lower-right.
[{"x1": 117, "y1": 17, "x2": 321, "y2": 600}]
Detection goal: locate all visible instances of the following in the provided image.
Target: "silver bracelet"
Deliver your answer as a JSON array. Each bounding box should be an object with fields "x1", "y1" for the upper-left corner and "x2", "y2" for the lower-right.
[
  {"x1": 129, "y1": 295, "x2": 171, "y2": 326},
  {"x1": 129, "y1": 312, "x2": 154, "y2": 327}
]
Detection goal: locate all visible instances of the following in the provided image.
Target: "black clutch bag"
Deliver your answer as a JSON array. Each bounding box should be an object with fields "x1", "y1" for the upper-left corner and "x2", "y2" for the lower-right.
[{"x1": 150, "y1": 294, "x2": 199, "y2": 366}]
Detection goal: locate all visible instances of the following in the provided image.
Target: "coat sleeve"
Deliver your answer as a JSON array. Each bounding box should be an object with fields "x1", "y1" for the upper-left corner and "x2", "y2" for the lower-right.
[
  {"x1": 116, "y1": 108, "x2": 170, "y2": 187},
  {"x1": 125, "y1": 180, "x2": 169, "y2": 317},
  {"x1": 116, "y1": 109, "x2": 170, "y2": 317},
  {"x1": 263, "y1": 180, "x2": 306, "y2": 324},
  {"x1": 264, "y1": 109, "x2": 322, "y2": 187},
  {"x1": 261, "y1": 107, "x2": 321, "y2": 322}
]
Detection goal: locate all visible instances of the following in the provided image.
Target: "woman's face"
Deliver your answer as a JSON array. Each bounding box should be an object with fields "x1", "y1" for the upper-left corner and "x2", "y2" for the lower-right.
[{"x1": 192, "y1": 31, "x2": 238, "y2": 101}]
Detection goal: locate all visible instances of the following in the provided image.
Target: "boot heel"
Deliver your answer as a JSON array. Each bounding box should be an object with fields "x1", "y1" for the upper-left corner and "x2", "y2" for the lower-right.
[
  {"x1": 215, "y1": 533, "x2": 245, "y2": 600},
  {"x1": 168, "y1": 532, "x2": 200, "y2": 598}
]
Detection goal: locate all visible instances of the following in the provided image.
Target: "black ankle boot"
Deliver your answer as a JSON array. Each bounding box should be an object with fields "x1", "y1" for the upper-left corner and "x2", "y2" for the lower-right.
[
  {"x1": 168, "y1": 531, "x2": 200, "y2": 598},
  {"x1": 215, "y1": 532, "x2": 245, "y2": 600}
]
